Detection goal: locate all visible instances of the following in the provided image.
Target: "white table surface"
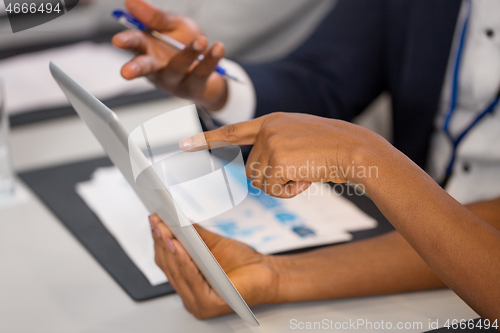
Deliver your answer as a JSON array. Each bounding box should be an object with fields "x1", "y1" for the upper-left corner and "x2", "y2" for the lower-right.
[{"x1": 0, "y1": 97, "x2": 477, "y2": 333}]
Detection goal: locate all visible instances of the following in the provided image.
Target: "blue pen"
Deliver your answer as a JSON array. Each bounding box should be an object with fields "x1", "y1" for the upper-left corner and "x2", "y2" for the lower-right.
[{"x1": 112, "y1": 9, "x2": 241, "y2": 82}]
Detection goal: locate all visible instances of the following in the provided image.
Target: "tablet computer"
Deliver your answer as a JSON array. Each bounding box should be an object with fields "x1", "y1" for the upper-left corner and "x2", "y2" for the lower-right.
[{"x1": 49, "y1": 62, "x2": 259, "y2": 326}]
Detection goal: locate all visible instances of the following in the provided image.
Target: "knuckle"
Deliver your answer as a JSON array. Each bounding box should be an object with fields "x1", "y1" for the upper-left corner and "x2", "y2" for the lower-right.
[
  {"x1": 130, "y1": 30, "x2": 145, "y2": 46},
  {"x1": 136, "y1": 57, "x2": 153, "y2": 75},
  {"x1": 214, "y1": 296, "x2": 228, "y2": 308},
  {"x1": 271, "y1": 152, "x2": 286, "y2": 167},
  {"x1": 261, "y1": 124, "x2": 277, "y2": 138},
  {"x1": 269, "y1": 112, "x2": 286, "y2": 121},
  {"x1": 183, "y1": 302, "x2": 196, "y2": 316},
  {"x1": 183, "y1": 276, "x2": 196, "y2": 290},
  {"x1": 151, "y1": 10, "x2": 167, "y2": 28},
  {"x1": 196, "y1": 304, "x2": 213, "y2": 320},
  {"x1": 191, "y1": 304, "x2": 207, "y2": 319},
  {"x1": 171, "y1": 274, "x2": 183, "y2": 287},
  {"x1": 193, "y1": 311, "x2": 205, "y2": 320},
  {"x1": 271, "y1": 186, "x2": 283, "y2": 197},
  {"x1": 266, "y1": 135, "x2": 280, "y2": 149},
  {"x1": 176, "y1": 258, "x2": 187, "y2": 271}
]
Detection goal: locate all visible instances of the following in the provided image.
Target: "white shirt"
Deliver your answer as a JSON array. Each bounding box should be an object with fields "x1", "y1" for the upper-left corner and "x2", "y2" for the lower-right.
[
  {"x1": 207, "y1": 58, "x2": 257, "y2": 125},
  {"x1": 213, "y1": 0, "x2": 500, "y2": 205},
  {"x1": 427, "y1": 0, "x2": 500, "y2": 204}
]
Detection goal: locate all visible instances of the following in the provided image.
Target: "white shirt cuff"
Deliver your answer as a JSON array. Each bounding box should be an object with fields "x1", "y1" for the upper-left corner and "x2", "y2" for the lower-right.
[{"x1": 207, "y1": 58, "x2": 256, "y2": 124}]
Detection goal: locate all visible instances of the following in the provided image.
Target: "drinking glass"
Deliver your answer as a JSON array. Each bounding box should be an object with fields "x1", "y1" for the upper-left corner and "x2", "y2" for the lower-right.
[{"x1": 0, "y1": 79, "x2": 15, "y2": 202}]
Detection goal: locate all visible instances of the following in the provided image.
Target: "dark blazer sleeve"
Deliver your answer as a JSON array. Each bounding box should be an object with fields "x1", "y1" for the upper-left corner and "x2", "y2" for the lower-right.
[{"x1": 241, "y1": 0, "x2": 387, "y2": 121}]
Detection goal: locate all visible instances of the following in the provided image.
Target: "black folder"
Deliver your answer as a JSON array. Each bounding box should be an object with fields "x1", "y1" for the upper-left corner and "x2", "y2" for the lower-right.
[
  {"x1": 19, "y1": 156, "x2": 396, "y2": 301},
  {"x1": 19, "y1": 157, "x2": 174, "y2": 301}
]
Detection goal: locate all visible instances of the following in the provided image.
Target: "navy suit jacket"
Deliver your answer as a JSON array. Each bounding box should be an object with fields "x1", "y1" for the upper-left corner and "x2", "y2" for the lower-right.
[{"x1": 242, "y1": 0, "x2": 462, "y2": 168}]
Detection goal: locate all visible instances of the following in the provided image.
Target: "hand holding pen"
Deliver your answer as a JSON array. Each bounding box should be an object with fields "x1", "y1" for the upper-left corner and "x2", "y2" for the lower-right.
[{"x1": 112, "y1": 0, "x2": 233, "y2": 111}]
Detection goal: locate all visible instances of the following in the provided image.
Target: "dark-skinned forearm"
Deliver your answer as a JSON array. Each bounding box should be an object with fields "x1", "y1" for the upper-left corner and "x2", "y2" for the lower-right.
[
  {"x1": 268, "y1": 142, "x2": 500, "y2": 320},
  {"x1": 269, "y1": 196, "x2": 500, "y2": 304},
  {"x1": 269, "y1": 230, "x2": 446, "y2": 303},
  {"x1": 358, "y1": 139, "x2": 500, "y2": 322}
]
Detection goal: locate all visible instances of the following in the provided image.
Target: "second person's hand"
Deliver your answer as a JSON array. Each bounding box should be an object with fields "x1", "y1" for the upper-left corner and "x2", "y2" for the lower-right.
[{"x1": 112, "y1": 0, "x2": 228, "y2": 110}]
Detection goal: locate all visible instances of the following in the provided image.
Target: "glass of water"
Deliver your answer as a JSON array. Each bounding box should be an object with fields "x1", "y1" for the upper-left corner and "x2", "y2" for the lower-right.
[{"x1": 0, "y1": 79, "x2": 15, "y2": 202}]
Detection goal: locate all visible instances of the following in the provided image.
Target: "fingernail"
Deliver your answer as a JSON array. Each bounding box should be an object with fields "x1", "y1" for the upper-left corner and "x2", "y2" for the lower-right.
[
  {"x1": 155, "y1": 227, "x2": 162, "y2": 239},
  {"x1": 128, "y1": 62, "x2": 140, "y2": 73},
  {"x1": 192, "y1": 37, "x2": 205, "y2": 51},
  {"x1": 179, "y1": 137, "x2": 194, "y2": 150},
  {"x1": 165, "y1": 238, "x2": 175, "y2": 253},
  {"x1": 119, "y1": 35, "x2": 129, "y2": 44},
  {"x1": 149, "y1": 215, "x2": 155, "y2": 229},
  {"x1": 179, "y1": 133, "x2": 208, "y2": 151},
  {"x1": 211, "y1": 44, "x2": 223, "y2": 58}
]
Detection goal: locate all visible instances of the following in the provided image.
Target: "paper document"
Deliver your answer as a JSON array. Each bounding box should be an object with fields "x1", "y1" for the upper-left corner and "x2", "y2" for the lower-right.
[
  {"x1": 76, "y1": 166, "x2": 377, "y2": 286},
  {"x1": 0, "y1": 42, "x2": 155, "y2": 114},
  {"x1": 76, "y1": 167, "x2": 167, "y2": 286}
]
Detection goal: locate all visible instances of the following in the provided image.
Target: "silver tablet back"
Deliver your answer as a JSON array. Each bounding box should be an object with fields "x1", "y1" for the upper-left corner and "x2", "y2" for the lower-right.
[{"x1": 50, "y1": 62, "x2": 259, "y2": 326}]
